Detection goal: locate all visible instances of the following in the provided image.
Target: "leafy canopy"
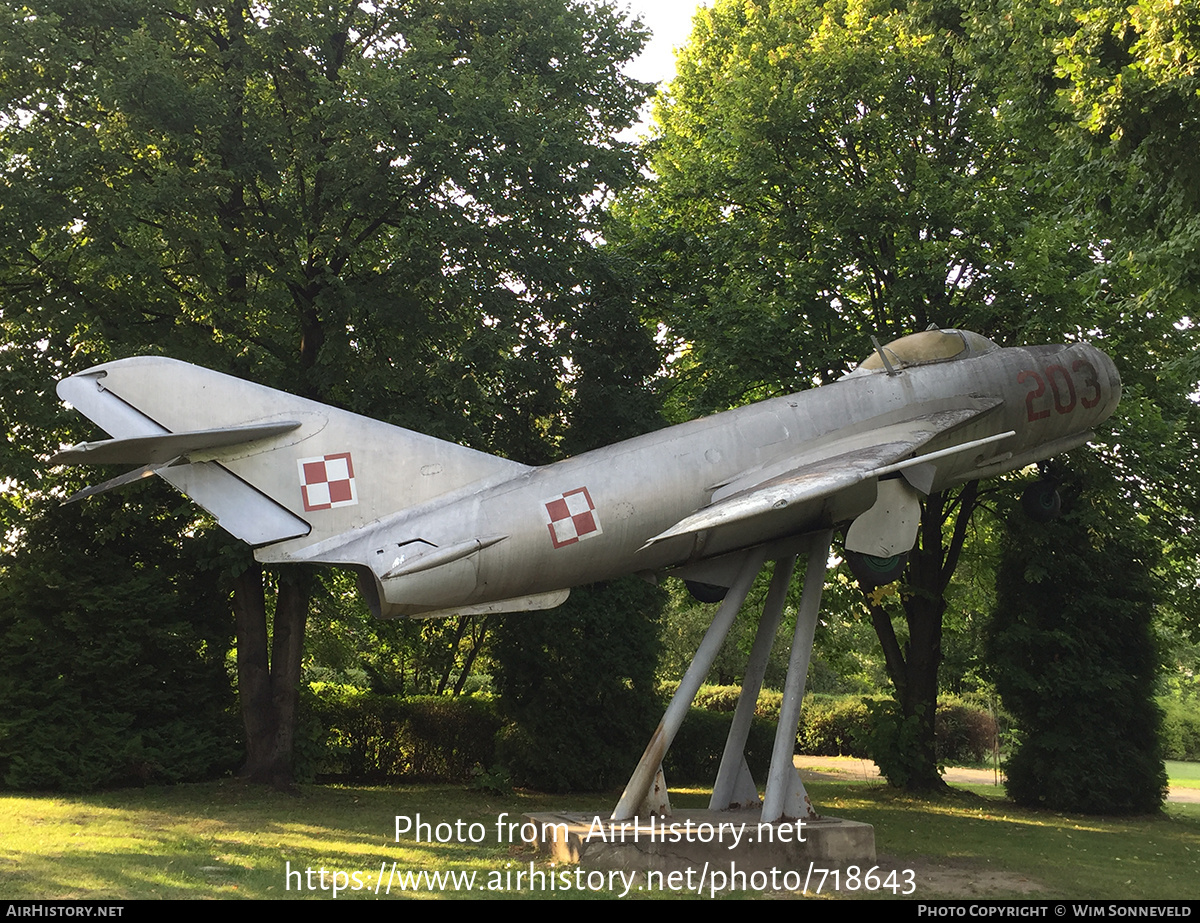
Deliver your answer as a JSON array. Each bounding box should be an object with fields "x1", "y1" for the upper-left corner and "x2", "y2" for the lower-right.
[{"x1": 614, "y1": 0, "x2": 1087, "y2": 414}]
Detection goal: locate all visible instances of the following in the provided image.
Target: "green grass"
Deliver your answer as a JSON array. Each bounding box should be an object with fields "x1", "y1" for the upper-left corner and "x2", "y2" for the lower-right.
[
  {"x1": 812, "y1": 782, "x2": 1200, "y2": 899},
  {"x1": 1167, "y1": 760, "x2": 1200, "y2": 788},
  {"x1": 1, "y1": 777, "x2": 1198, "y2": 900}
]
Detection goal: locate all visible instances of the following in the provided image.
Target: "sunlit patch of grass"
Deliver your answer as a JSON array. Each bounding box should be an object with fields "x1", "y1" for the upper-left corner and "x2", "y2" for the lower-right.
[
  {"x1": 806, "y1": 780, "x2": 1200, "y2": 899},
  {"x1": 1167, "y1": 761, "x2": 1200, "y2": 788},
  {"x1": 2, "y1": 778, "x2": 1198, "y2": 900}
]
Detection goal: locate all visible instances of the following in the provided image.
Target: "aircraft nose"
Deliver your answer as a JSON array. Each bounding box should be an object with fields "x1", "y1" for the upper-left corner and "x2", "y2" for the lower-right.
[{"x1": 1088, "y1": 344, "x2": 1121, "y2": 418}]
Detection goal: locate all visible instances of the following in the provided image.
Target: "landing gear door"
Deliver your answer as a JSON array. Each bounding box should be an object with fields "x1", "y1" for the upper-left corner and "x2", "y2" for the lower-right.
[{"x1": 844, "y1": 477, "x2": 922, "y2": 558}]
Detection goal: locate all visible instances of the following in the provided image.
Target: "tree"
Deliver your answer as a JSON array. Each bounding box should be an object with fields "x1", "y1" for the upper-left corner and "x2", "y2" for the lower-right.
[
  {"x1": 987, "y1": 462, "x2": 1166, "y2": 813},
  {"x1": 492, "y1": 578, "x2": 665, "y2": 791},
  {"x1": 0, "y1": 489, "x2": 239, "y2": 790},
  {"x1": 963, "y1": 0, "x2": 1200, "y2": 807},
  {"x1": 1030, "y1": 0, "x2": 1200, "y2": 637},
  {"x1": 490, "y1": 258, "x2": 669, "y2": 792},
  {"x1": 0, "y1": 0, "x2": 651, "y2": 785},
  {"x1": 613, "y1": 0, "x2": 1089, "y2": 788}
]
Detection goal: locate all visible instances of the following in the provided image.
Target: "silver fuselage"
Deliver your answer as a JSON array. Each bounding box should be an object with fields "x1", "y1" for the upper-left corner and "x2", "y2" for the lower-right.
[{"x1": 293, "y1": 341, "x2": 1118, "y2": 615}]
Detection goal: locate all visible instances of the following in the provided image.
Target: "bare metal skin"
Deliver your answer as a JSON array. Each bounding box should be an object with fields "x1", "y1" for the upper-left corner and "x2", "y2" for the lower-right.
[{"x1": 54, "y1": 329, "x2": 1120, "y2": 618}]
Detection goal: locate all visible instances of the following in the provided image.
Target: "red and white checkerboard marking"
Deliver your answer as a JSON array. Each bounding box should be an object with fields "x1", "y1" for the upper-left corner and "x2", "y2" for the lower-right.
[
  {"x1": 544, "y1": 486, "x2": 602, "y2": 549},
  {"x1": 298, "y1": 452, "x2": 358, "y2": 511}
]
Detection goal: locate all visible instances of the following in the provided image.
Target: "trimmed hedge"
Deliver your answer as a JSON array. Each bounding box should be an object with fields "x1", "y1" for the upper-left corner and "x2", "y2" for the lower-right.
[
  {"x1": 1160, "y1": 699, "x2": 1200, "y2": 761},
  {"x1": 309, "y1": 686, "x2": 500, "y2": 782},
  {"x1": 798, "y1": 695, "x2": 872, "y2": 757},
  {"x1": 682, "y1": 687, "x2": 1000, "y2": 765},
  {"x1": 690, "y1": 685, "x2": 783, "y2": 722},
  {"x1": 665, "y1": 708, "x2": 776, "y2": 784},
  {"x1": 296, "y1": 684, "x2": 1105, "y2": 788}
]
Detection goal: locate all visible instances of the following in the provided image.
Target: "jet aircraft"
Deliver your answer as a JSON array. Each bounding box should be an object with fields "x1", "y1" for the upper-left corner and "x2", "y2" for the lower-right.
[
  {"x1": 54, "y1": 328, "x2": 1120, "y2": 611},
  {"x1": 53, "y1": 329, "x2": 1120, "y2": 822}
]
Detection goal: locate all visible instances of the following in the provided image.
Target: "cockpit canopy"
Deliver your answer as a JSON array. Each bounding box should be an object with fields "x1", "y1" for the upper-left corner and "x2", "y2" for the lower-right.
[{"x1": 855, "y1": 329, "x2": 999, "y2": 373}]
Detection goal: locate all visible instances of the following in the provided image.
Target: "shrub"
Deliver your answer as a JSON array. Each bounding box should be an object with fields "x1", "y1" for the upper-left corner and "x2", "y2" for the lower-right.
[
  {"x1": 798, "y1": 695, "x2": 871, "y2": 757},
  {"x1": 664, "y1": 708, "x2": 776, "y2": 784},
  {"x1": 491, "y1": 579, "x2": 665, "y2": 792},
  {"x1": 692, "y1": 684, "x2": 783, "y2": 722},
  {"x1": 309, "y1": 686, "x2": 500, "y2": 782},
  {"x1": 0, "y1": 496, "x2": 239, "y2": 791},
  {"x1": 987, "y1": 469, "x2": 1167, "y2": 814},
  {"x1": 935, "y1": 697, "x2": 998, "y2": 764},
  {"x1": 854, "y1": 697, "x2": 929, "y2": 787},
  {"x1": 1159, "y1": 698, "x2": 1200, "y2": 761}
]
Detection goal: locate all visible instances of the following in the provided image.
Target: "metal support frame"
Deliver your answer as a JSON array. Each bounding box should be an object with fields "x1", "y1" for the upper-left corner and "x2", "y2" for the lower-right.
[
  {"x1": 612, "y1": 530, "x2": 833, "y2": 824},
  {"x1": 710, "y1": 553, "x2": 797, "y2": 810},
  {"x1": 762, "y1": 529, "x2": 833, "y2": 822},
  {"x1": 612, "y1": 546, "x2": 767, "y2": 821}
]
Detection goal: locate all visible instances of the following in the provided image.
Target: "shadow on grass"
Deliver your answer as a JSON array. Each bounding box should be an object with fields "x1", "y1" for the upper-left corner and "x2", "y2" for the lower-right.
[
  {"x1": 801, "y1": 779, "x2": 1200, "y2": 899},
  {"x1": 2, "y1": 778, "x2": 1197, "y2": 900}
]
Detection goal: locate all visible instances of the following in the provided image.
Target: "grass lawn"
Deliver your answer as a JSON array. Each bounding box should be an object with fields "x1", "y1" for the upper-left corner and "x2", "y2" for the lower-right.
[
  {"x1": 1, "y1": 773, "x2": 1198, "y2": 900},
  {"x1": 1166, "y1": 760, "x2": 1200, "y2": 789}
]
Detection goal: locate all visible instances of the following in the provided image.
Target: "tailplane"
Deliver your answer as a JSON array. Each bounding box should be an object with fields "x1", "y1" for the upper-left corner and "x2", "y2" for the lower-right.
[{"x1": 55, "y1": 357, "x2": 530, "y2": 553}]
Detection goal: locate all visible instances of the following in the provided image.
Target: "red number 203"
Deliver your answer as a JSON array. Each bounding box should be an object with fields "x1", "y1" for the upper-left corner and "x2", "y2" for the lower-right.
[{"x1": 1020, "y1": 360, "x2": 1102, "y2": 423}]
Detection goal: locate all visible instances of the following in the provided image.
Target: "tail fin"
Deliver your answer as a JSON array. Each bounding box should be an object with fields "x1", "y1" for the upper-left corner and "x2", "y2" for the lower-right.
[{"x1": 56, "y1": 357, "x2": 530, "y2": 552}]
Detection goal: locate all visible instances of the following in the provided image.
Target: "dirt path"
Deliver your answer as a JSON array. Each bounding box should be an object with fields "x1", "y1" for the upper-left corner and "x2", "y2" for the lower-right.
[{"x1": 795, "y1": 754, "x2": 1200, "y2": 803}]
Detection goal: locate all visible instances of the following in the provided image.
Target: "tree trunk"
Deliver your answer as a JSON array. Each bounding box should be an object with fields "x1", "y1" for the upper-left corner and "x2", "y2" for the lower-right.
[
  {"x1": 452, "y1": 615, "x2": 493, "y2": 697},
  {"x1": 863, "y1": 481, "x2": 978, "y2": 790},
  {"x1": 896, "y1": 588, "x2": 947, "y2": 790},
  {"x1": 232, "y1": 561, "x2": 311, "y2": 788}
]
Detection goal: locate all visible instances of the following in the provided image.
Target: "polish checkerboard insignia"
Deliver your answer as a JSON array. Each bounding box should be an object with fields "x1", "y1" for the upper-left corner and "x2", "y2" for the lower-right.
[
  {"x1": 544, "y1": 486, "x2": 602, "y2": 548},
  {"x1": 298, "y1": 452, "x2": 358, "y2": 511}
]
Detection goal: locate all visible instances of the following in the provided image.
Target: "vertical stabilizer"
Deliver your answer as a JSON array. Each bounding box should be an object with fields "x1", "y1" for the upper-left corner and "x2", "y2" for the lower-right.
[{"x1": 56, "y1": 357, "x2": 531, "y2": 552}]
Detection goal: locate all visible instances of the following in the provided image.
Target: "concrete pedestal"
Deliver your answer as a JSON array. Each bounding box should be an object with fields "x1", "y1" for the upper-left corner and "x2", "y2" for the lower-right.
[{"x1": 523, "y1": 807, "x2": 875, "y2": 888}]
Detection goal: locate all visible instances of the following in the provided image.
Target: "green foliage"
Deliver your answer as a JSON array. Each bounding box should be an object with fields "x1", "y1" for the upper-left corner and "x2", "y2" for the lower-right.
[
  {"x1": 0, "y1": 0, "x2": 654, "y2": 785},
  {"x1": 613, "y1": 0, "x2": 1097, "y2": 793},
  {"x1": 663, "y1": 708, "x2": 776, "y2": 785},
  {"x1": 1157, "y1": 699, "x2": 1200, "y2": 763},
  {"x1": 853, "y1": 697, "x2": 936, "y2": 788},
  {"x1": 935, "y1": 696, "x2": 999, "y2": 765},
  {"x1": 0, "y1": 491, "x2": 239, "y2": 790},
  {"x1": 0, "y1": 0, "x2": 654, "y2": 431},
  {"x1": 304, "y1": 569, "x2": 497, "y2": 698},
  {"x1": 677, "y1": 687, "x2": 995, "y2": 765},
  {"x1": 290, "y1": 686, "x2": 334, "y2": 785},
  {"x1": 308, "y1": 685, "x2": 501, "y2": 783},
  {"x1": 691, "y1": 684, "x2": 783, "y2": 722},
  {"x1": 491, "y1": 578, "x2": 665, "y2": 792},
  {"x1": 615, "y1": 0, "x2": 1084, "y2": 417},
  {"x1": 987, "y1": 466, "x2": 1167, "y2": 814},
  {"x1": 468, "y1": 763, "x2": 513, "y2": 796},
  {"x1": 992, "y1": 0, "x2": 1200, "y2": 641},
  {"x1": 658, "y1": 569, "x2": 888, "y2": 695},
  {"x1": 798, "y1": 695, "x2": 872, "y2": 758}
]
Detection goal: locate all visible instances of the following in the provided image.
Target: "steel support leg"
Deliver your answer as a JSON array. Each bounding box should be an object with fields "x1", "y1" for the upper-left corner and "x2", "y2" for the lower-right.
[
  {"x1": 761, "y1": 529, "x2": 833, "y2": 823},
  {"x1": 612, "y1": 546, "x2": 768, "y2": 821},
  {"x1": 710, "y1": 553, "x2": 797, "y2": 810}
]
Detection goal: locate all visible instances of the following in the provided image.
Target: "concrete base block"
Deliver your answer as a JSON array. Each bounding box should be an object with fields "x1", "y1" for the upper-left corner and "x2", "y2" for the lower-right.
[{"x1": 523, "y1": 808, "x2": 875, "y2": 883}]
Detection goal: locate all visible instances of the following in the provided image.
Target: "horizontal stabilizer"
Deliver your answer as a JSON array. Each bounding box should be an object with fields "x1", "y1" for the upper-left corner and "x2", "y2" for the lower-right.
[
  {"x1": 54, "y1": 356, "x2": 531, "y2": 551},
  {"x1": 62, "y1": 459, "x2": 180, "y2": 505},
  {"x1": 52, "y1": 421, "x2": 302, "y2": 466}
]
